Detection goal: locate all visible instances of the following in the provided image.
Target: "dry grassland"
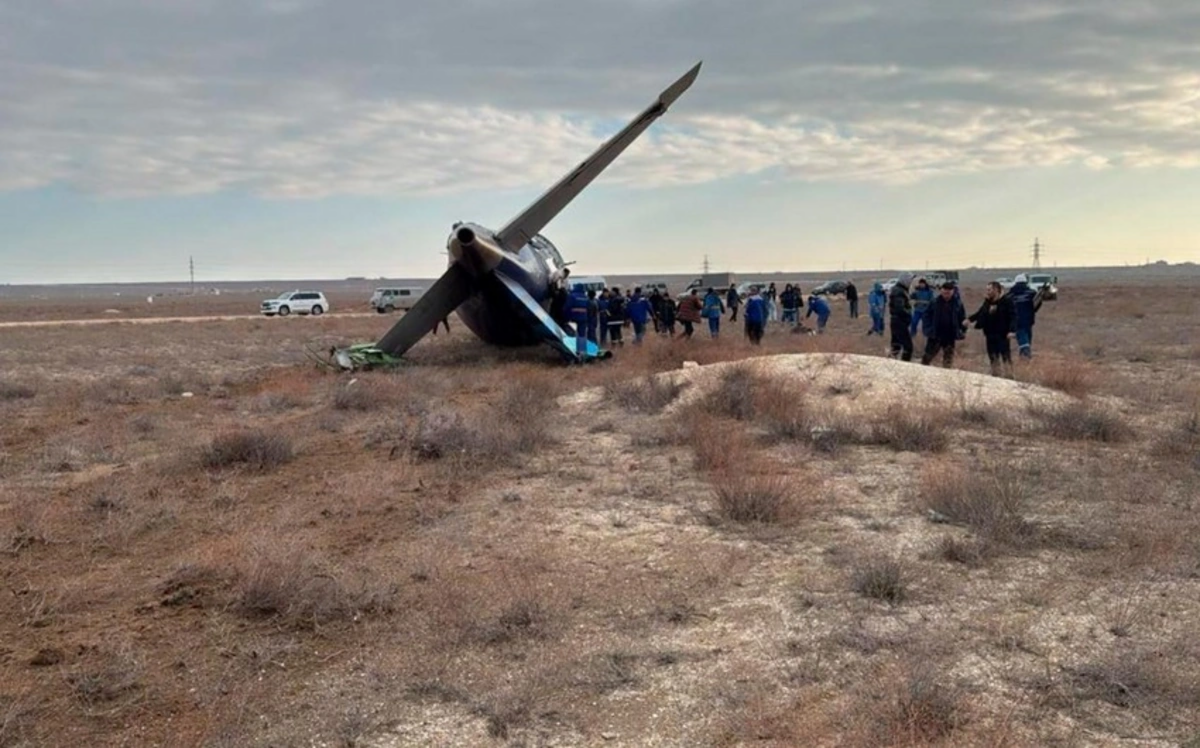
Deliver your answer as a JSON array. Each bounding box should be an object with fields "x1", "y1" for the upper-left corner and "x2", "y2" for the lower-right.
[{"x1": 1, "y1": 283, "x2": 1199, "y2": 746}]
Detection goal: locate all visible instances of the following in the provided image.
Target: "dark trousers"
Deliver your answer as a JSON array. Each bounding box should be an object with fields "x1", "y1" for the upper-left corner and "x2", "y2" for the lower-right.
[
  {"x1": 608, "y1": 322, "x2": 623, "y2": 344},
  {"x1": 729, "y1": 305, "x2": 739, "y2": 322},
  {"x1": 986, "y1": 336, "x2": 1013, "y2": 377},
  {"x1": 681, "y1": 319, "x2": 695, "y2": 338},
  {"x1": 921, "y1": 337, "x2": 955, "y2": 368},
  {"x1": 599, "y1": 316, "x2": 608, "y2": 344},
  {"x1": 745, "y1": 320, "x2": 764, "y2": 344},
  {"x1": 849, "y1": 299, "x2": 859, "y2": 318},
  {"x1": 890, "y1": 320, "x2": 914, "y2": 361}
]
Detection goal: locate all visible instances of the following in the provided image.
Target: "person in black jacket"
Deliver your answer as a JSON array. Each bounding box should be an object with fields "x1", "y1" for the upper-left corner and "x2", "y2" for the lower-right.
[
  {"x1": 889, "y1": 273, "x2": 914, "y2": 361},
  {"x1": 968, "y1": 281, "x2": 1016, "y2": 377},
  {"x1": 845, "y1": 281, "x2": 859, "y2": 319},
  {"x1": 921, "y1": 282, "x2": 966, "y2": 367}
]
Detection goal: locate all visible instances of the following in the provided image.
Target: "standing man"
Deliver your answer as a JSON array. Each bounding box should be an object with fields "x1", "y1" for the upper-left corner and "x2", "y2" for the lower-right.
[
  {"x1": 845, "y1": 280, "x2": 859, "y2": 319},
  {"x1": 703, "y1": 287, "x2": 725, "y2": 338},
  {"x1": 780, "y1": 284, "x2": 801, "y2": 326},
  {"x1": 566, "y1": 283, "x2": 590, "y2": 358},
  {"x1": 648, "y1": 288, "x2": 663, "y2": 334},
  {"x1": 598, "y1": 288, "x2": 610, "y2": 347},
  {"x1": 586, "y1": 289, "x2": 599, "y2": 345},
  {"x1": 677, "y1": 288, "x2": 702, "y2": 339},
  {"x1": 606, "y1": 286, "x2": 626, "y2": 347},
  {"x1": 889, "y1": 273, "x2": 915, "y2": 361},
  {"x1": 805, "y1": 294, "x2": 831, "y2": 334},
  {"x1": 920, "y1": 282, "x2": 966, "y2": 368},
  {"x1": 909, "y1": 278, "x2": 933, "y2": 338},
  {"x1": 726, "y1": 283, "x2": 741, "y2": 322},
  {"x1": 766, "y1": 282, "x2": 778, "y2": 323},
  {"x1": 1008, "y1": 274, "x2": 1043, "y2": 359},
  {"x1": 968, "y1": 281, "x2": 1016, "y2": 377},
  {"x1": 743, "y1": 286, "x2": 767, "y2": 344},
  {"x1": 658, "y1": 289, "x2": 677, "y2": 336},
  {"x1": 627, "y1": 287, "x2": 652, "y2": 344},
  {"x1": 867, "y1": 282, "x2": 887, "y2": 336}
]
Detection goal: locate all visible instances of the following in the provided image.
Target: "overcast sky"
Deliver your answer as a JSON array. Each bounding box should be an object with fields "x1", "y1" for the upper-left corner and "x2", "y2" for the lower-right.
[{"x1": 2, "y1": 0, "x2": 1198, "y2": 282}]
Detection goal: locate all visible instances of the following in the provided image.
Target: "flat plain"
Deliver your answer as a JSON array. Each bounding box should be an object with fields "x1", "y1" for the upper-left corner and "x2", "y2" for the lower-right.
[{"x1": 1, "y1": 277, "x2": 1198, "y2": 747}]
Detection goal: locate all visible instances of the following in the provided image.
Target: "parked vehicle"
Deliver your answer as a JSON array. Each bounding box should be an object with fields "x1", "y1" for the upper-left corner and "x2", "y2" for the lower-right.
[
  {"x1": 678, "y1": 272, "x2": 736, "y2": 299},
  {"x1": 811, "y1": 280, "x2": 849, "y2": 297},
  {"x1": 735, "y1": 280, "x2": 774, "y2": 299},
  {"x1": 1028, "y1": 273, "x2": 1059, "y2": 300},
  {"x1": 569, "y1": 275, "x2": 607, "y2": 294},
  {"x1": 261, "y1": 290, "x2": 329, "y2": 317},
  {"x1": 370, "y1": 287, "x2": 426, "y2": 313}
]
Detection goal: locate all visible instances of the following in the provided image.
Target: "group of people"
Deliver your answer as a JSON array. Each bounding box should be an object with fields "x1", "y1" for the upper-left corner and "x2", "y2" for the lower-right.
[
  {"x1": 559, "y1": 281, "x2": 847, "y2": 355},
  {"x1": 559, "y1": 274, "x2": 1045, "y2": 376},
  {"x1": 880, "y1": 272, "x2": 1044, "y2": 376}
]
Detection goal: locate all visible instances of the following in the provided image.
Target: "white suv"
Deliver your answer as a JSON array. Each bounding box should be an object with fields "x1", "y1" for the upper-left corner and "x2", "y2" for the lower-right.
[{"x1": 261, "y1": 291, "x2": 329, "y2": 317}]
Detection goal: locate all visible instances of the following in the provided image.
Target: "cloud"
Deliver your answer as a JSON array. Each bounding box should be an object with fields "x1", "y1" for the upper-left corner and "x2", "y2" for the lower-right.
[{"x1": 1, "y1": 0, "x2": 1199, "y2": 198}]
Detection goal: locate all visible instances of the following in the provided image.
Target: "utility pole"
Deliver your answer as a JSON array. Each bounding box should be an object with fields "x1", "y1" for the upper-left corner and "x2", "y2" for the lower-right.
[
  {"x1": 702, "y1": 254, "x2": 711, "y2": 275},
  {"x1": 189, "y1": 256, "x2": 195, "y2": 294},
  {"x1": 1031, "y1": 238, "x2": 1042, "y2": 269}
]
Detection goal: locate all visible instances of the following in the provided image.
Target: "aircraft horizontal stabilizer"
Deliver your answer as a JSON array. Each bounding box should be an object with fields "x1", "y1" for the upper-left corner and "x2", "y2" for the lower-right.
[
  {"x1": 375, "y1": 263, "x2": 474, "y2": 356},
  {"x1": 494, "y1": 62, "x2": 702, "y2": 253},
  {"x1": 494, "y1": 272, "x2": 610, "y2": 362}
]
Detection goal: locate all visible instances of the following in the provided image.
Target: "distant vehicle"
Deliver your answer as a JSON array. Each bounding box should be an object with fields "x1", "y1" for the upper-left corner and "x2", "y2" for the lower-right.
[
  {"x1": 370, "y1": 287, "x2": 426, "y2": 313},
  {"x1": 678, "y1": 272, "x2": 736, "y2": 299},
  {"x1": 1028, "y1": 273, "x2": 1059, "y2": 301},
  {"x1": 261, "y1": 290, "x2": 329, "y2": 317},
  {"x1": 811, "y1": 280, "x2": 849, "y2": 297},
  {"x1": 735, "y1": 280, "x2": 774, "y2": 299},
  {"x1": 639, "y1": 281, "x2": 670, "y2": 295},
  {"x1": 569, "y1": 275, "x2": 608, "y2": 294}
]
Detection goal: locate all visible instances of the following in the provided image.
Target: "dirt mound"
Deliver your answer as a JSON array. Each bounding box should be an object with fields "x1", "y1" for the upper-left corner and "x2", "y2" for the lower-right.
[{"x1": 567, "y1": 353, "x2": 1072, "y2": 417}]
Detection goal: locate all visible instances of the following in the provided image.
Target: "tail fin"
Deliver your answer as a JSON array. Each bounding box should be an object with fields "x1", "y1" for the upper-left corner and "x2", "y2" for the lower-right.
[{"x1": 494, "y1": 62, "x2": 702, "y2": 252}]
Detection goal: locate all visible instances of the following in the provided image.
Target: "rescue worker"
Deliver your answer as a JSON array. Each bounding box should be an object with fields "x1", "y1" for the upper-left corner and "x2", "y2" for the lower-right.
[
  {"x1": 846, "y1": 280, "x2": 859, "y2": 319},
  {"x1": 910, "y1": 277, "x2": 933, "y2": 337},
  {"x1": 920, "y1": 282, "x2": 966, "y2": 368},
  {"x1": 726, "y1": 283, "x2": 741, "y2": 322},
  {"x1": 627, "y1": 287, "x2": 653, "y2": 344},
  {"x1": 1008, "y1": 274, "x2": 1043, "y2": 359},
  {"x1": 743, "y1": 286, "x2": 767, "y2": 344},
  {"x1": 867, "y1": 282, "x2": 886, "y2": 336},
  {"x1": 606, "y1": 286, "x2": 626, "y2": 347},
  {"x1": 968, "y1": 281, "x2": 1016, "y2": 377},
  {"x1": 678, "y1": 289, "x2": 703, "y2": 338},
  {"x1": 780, "y1": 284, "x2": 801, "y2": 325},
  {"x1": 703, "y1": 287, "x2": 725, "y2": 338},
  {"x1": 889, "y1": 273, "x2": 914, "y2": 361},
  {"x1": 566, "y1": 283, "x2": 590, "y2": 358},
  {"x1": 805, "y1": 294, "x2": 831, "y2": 333}
]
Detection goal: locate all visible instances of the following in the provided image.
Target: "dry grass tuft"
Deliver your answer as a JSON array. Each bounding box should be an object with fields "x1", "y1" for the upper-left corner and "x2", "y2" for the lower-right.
[
  {"x1": 0, "y1": 382, "x2": 36, "y2": 401},
  {"x1": 711, "y1": 473, "x2": 800, "y2": 524},
  {"x1": 1070, "y1": 646, "x2": 1200, "y2": 710},
  {"x1": 604, "y1": 374, "x2": 683, "y2": 414},
  {"x1": 868, "y1": 661, "x2": 966, "y2": 743},
  {"x1": 703, "y1": 365, "x2": 759, "y2": 420},
  {"x1": 1038, "y1": 400, "x2": 1134, "y2": 442},
  {"x1": 1021, "y1": 356, "x2": 1095, "y2": 397},
  {"x1": 66, "y1": 646, "x2": 144, "y2": 710},
  {"x1": 201, "y1": 430, "x2": 294, "y2": 471},
  {"x1": 851, "y1": 556, "x2": 907, "y2": 605},
  {"x1": 235, "y1": 541, "x2": 396, "y2": 630},
  {"x1": 869, "y1": 406, "x2": 950, "y2": 453},
  {"x1": 921, "y1": 464, "x2": 1035, "y2": 551}
]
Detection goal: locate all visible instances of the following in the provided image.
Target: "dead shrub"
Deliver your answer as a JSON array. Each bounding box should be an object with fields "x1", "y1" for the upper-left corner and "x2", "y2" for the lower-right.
[
  {"x1": 1070, "y1": 646, "x2": 1200, "y2": 710},
  {"x1": 1155, "y1": 405, "x2": 1200, "y2": 459},
  {"x1": 851, "y1": 556, "x2": 907, "y2": 605},
  {"x1": 869, "y1": 406, "x2": 950, "y2": 452},
  {"x1": 66, "y1": 646, "x2": 144, "y2": 710},
  {"x1": 604, "y1": 374, "x2": 682, "y2": 414},
  {"x1": 704, "y1": 365, "x2": 759, "y2": 420},
  {"x1": 921, "y1": 465, "x2": 1035, "y2": 550},
  {"x1": 754, "y1": 379, "x2": 814, "y2": 441},
  {"x1": 868, "y1": 661, "x2": 966, "y2": 743},
  {"x1": 0, "y1": 382, "x2": 36, "y2": 401},
  {"x1": 332, "y1": 380, "x2": 384, "y2": 411},
  {"x1": 1038, "y1": 400, "x2": 1133, "y2": 442},
  {"x1": 201, "y1": 430, "x2": 293, "y2": 471},
  {"x1": 236, "y1": 541, "x2": 396, "y2": 629},
  {"x1": 476, "y1": 597, "x2": 551, "y2": 646},
  {"x1": 711, "y1": 472, "x2": 799, "y2": 524},
  {"x1": 935, "y1": 535, "x2": 992, "y2": 567},
  {"x1": 251, "y1": 392, "x2": 304, "y2": 413},
  {"x1": 1022, "y1": 357, "x2": 1094, "y2": 397},
  {"x1": 410, "y1": 409, "x2": 479, "y2": 461}
]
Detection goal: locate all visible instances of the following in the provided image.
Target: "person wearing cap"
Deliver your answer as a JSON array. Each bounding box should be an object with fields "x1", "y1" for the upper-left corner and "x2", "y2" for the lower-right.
[
  {"x1": 1008, "y1": 274, "x2": 1043, "y2": 359},
  {"x1": 889, "y1": 273, "x2": 915, "y2": 361},
  {"x1": 743, "y1": 285, "x2": 767, "y2": 344},
  {"x1": 566, "y1": 283, "x2": 590, "y2": 357},
  {"x1": 867, "y1": 281, "x2": 886, "y2": 336},
  {"x1": 805, "y1": 294, "x2": 831, "y2": 333},
  {"x1": 920, "y1": 281, "x2": 966, "y2": 367},
  {"x1": 910, "y1": 277, "x2": 934, "y2": 337}
]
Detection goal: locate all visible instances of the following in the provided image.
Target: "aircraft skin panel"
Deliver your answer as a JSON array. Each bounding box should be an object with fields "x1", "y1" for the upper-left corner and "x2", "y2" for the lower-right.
[
  {"x1": 494, "y1": 271, "x2": 605, "y2": 361},
  {"x1": 494, "y1": 62, "x2": 702, "y2": 253},
  {"x1": 375, "y1": 262, "x2": 475, "y2": 356}
]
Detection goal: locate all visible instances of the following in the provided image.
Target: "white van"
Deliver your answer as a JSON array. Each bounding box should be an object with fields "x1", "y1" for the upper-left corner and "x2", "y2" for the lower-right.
[
  {"x1": 370, "y1": 287, "x2": 425, "y2": 313},
  {"x1": 568, "y1": 275, "x2": 607, "y2": 294}
]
